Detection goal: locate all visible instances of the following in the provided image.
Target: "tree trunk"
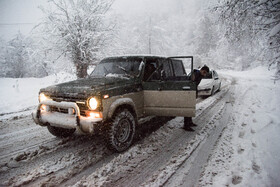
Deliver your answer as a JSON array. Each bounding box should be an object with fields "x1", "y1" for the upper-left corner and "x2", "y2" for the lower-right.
[{"x1": 76, "y1": 63, "x2": 88, "y2": 78}]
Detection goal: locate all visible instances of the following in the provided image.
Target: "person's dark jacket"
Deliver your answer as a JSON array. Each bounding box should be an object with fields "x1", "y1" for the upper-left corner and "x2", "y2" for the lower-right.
[{"x1": 191, "y1": 69, "x2": 203, "y2": 87}]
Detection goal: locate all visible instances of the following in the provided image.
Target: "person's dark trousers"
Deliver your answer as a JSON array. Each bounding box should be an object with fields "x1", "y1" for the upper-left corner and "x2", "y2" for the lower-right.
[
  {"x1": 183, "y1": 89, "x2": 198, "y2": 131},
  {"x1": 184, "y1": 117, "x2": 192, "y2": 127},
  {"x1": 183, "y1": 117, "x2": 195, "y2": 131}
]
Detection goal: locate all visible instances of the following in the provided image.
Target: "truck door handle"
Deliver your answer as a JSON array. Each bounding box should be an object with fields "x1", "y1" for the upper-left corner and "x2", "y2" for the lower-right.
[{"x1": 182, "y1": 86, "x2": 191, "y2": 90}]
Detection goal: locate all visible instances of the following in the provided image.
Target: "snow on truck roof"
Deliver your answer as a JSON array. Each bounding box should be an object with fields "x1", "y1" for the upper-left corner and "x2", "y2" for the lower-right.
[
  {"x1": 104, "y1": 54, "x2": 168, "y2": 59},
  {"x1": 104, "y1": 54, "x2": 194, "y2": 59}
]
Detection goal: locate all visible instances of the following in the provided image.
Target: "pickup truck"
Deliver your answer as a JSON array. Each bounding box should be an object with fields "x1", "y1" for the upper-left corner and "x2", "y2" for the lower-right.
[{"x1": 32, "y1": 55, "x2": 196, "y2": 152}]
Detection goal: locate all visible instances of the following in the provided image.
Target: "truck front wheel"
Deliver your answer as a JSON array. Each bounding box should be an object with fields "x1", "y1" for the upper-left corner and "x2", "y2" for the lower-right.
[
  {"x1": 47, "y1": 125, "x2": 75, "y2": 138},
  {"x1": 105, "y1": 108, "x2": 136, "y2": 152}
]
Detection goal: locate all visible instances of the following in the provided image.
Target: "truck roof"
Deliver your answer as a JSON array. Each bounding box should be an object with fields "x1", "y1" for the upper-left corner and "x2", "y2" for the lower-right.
[{"x1": 105, "y1": 54, "x2": 168, "y2": 59}]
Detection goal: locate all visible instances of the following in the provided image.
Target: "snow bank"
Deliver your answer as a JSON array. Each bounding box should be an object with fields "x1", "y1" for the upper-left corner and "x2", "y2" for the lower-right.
[
  {"x1": 200, "y1": 66, "x2": 280, "y2": 186},
  {"x1": 0, "y1": 72, "x2": 76, "y2": 115},
  {"x1": 219, "y1": 66, "x2": 274, "y2": 80}
]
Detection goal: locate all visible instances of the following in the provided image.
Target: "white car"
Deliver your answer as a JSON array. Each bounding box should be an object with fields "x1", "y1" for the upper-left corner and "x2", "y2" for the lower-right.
[{"x1": 198, "y1": 70, "x2": 221, "y2": 96}]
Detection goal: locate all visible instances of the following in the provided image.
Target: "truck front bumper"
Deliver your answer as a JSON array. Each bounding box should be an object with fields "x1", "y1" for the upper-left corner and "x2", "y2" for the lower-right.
[{"x1": 32, "y1": 100, "x2": 102, "y2": 134}]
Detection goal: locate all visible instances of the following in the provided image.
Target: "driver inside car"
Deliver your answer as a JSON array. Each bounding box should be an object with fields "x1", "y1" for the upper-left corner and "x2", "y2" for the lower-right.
[{"x1": 143, "y1": 63, "x2": 156, "y2": 81}]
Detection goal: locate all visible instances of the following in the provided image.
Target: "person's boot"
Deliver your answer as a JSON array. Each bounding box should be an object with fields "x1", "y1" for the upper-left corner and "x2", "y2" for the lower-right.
[
  {"x1": 182, "y1": 117, "x2": 195, "y2": 131},
  {"x1": 182, "y1": 125, "x2": 195, "y2": 132},
  {"x1": 190, "y1": 121, "x2": 197, "y2": 127}
]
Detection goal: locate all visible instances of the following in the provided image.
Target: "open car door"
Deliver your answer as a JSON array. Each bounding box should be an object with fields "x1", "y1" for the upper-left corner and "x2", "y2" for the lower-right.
[{"x1": 143, "y1": 56, "x2": 196, "y2": 117}]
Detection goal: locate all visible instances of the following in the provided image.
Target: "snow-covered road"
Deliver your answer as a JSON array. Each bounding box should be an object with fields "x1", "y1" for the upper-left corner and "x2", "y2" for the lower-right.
[{"x1": 0, "y1": 68, "x2": 279, "y2": 187}]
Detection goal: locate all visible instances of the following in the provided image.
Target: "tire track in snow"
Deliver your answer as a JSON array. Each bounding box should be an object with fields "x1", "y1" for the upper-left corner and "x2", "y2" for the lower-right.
[
  {"x1": 0, "y1": 117, "x2": 171, "y2": 186},
  {"x1": 122, "y1": 90, "x2": 229, "y2": 187},
  {"x1": 74, "y1": 83, "x2": 231, "y2": 187},
  {"x1": 163, "y1": 92, "x2": 233, "y2": 186},
  {"x1": 0, "y1": 134, "x2": 108, "y2": 186}
]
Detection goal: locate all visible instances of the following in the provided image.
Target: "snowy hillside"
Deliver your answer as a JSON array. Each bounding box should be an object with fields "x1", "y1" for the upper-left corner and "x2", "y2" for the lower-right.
[{"x1": 0, "y1": 72, "x2": 76, "y2": 117}]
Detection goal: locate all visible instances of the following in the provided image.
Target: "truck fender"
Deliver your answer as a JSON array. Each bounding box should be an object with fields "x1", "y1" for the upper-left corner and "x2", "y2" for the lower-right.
[{"x1": 107, "y1": 98, "x2": 137, "y2": 119}]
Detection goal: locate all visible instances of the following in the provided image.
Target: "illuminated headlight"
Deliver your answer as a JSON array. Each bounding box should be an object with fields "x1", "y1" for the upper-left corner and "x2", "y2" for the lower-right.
[
  {"x1": 88, "y1": 97, "x2": 98, "y2": 110},
  {"x1": 39, "y1": 93, "x2": 49, "y2": 103}
]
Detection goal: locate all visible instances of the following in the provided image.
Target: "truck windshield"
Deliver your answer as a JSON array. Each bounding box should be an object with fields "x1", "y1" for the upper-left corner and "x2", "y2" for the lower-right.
[{"x1": 90, "y1": 57, "x2": 143, "y2": 78}]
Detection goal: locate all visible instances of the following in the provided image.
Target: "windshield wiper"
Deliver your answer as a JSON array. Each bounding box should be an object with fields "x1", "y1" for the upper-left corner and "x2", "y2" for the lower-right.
[{"x1": 116, "y1": 65, "x2": 135, "y2": 78}]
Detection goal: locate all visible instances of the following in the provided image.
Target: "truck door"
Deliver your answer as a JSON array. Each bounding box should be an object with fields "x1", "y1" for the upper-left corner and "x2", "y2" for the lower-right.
[{"x1": 142, "y1": 57, "x2": 196, "y2": 117}]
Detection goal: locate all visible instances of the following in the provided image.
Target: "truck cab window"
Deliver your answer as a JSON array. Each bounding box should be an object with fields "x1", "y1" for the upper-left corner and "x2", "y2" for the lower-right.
[
  {"x1": 172, "y1": 59, "x2": 185, "y2": 76},
  {"x1": 143, "y1": 59, "x2": 161, "y2": 81},
  {"x1": 161, "y1": 59, "x2": 173, "y2": 79}
]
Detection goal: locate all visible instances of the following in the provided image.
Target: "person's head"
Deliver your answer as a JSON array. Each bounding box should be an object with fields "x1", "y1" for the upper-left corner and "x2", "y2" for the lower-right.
[
  {"x1": 146, "y1": 63, "x2": 155, "y2": 72},
  {"x1": 200, "y1": 65, "x2": 210, "y2": 77}
]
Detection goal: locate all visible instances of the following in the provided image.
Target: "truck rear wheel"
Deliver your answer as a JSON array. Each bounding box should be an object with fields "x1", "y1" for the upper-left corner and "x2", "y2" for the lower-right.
[
  {"x1": 47, "y1": 125, "x2": 75, "y2": 138},
  {"x1": 105, "y1": 108, "x2": 136, "y2": 152}
]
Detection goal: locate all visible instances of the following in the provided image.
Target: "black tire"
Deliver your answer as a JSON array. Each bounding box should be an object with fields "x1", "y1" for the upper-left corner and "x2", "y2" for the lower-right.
[
  {"x1": 105, "y1": 108, "x2": 136, "y2": 152},
  {"x1": 47, "y1": 125, "x2": 75, "y2": 138}
]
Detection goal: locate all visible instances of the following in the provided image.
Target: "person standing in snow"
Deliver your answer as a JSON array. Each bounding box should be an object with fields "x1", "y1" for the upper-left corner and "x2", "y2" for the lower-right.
[{"x1": 183, "y1": 65, "x2": 210, "y2": 131}]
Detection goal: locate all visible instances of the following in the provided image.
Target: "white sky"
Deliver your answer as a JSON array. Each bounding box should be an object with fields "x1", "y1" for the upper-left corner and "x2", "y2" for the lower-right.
[
  {"x1": 0, "y1": 0, "x2": 207, "y2": 40},
  {"x1": 0, "y1": 0, "x2": 47, "y2": 39}
]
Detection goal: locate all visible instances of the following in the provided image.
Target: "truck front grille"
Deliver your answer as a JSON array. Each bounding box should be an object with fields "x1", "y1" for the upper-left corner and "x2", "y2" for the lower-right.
[
  {"x1": 48, "y1": 95, "x2": 88, "y2": 117},
  {"x1": 50, "y1": 106, "x2": 69, "y2": 114}
]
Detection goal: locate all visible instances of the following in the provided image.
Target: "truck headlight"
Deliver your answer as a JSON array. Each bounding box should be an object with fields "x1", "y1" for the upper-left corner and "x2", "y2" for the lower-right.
[
  {"x1": 88, "y1": 97, "x2": 98, "y2": 110},
  {"x1": 39, "y1": 93, "x2": 48, "y2": 103}
]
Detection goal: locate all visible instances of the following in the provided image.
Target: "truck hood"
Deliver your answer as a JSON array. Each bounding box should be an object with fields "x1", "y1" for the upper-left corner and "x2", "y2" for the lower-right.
[{"x1": 40, "y1": 77, "x2": 134, "y2": 97}]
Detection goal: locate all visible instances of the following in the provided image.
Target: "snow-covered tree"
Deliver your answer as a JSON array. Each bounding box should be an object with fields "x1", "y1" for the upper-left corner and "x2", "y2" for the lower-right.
[
  {"x1": 3, "y1": 32, "x2": 30, "y2": 78},
  {"x1": 0, "y1": 31, "x2": 49, "y2": 78},
  {"x1": 39, "y1": 0, "x2": 114, "y2": 78},
  {"x1": 110, "y1": 15, "x2": 172, "y2": 55},
  {"x1": 214, "y1": 0, "x2": 280, "y2": 76},
  {"x1": 193, "y1": 12, "x2": 220, "y2": 68}
]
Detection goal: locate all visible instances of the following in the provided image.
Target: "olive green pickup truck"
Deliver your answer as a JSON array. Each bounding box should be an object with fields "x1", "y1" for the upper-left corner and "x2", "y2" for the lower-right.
[{"x1": 32, "y1": 55, "x2": 196, "y2": 152}]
